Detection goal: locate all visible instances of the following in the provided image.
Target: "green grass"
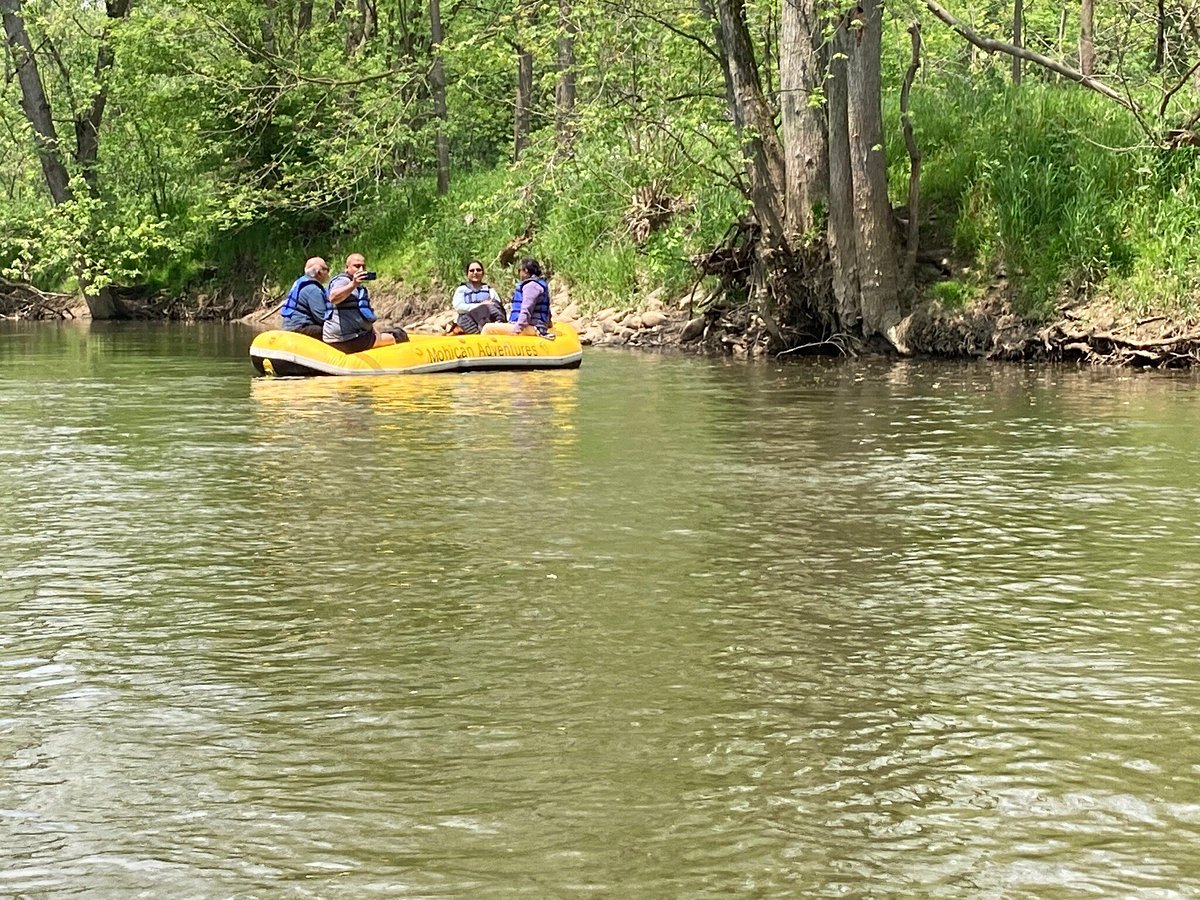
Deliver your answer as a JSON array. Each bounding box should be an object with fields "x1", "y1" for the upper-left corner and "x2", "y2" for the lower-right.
[{"x1": 896, "y1": 81, "x2": 1200, "y2": 320}]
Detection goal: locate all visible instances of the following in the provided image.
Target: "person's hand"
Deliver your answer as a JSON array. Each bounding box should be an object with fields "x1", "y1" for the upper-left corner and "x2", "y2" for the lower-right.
[{"x1": 512, "y1": 324, "x2": 523, "y2": 335}]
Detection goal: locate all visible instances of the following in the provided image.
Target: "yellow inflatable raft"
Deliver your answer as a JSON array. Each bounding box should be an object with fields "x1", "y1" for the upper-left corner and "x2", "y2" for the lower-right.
[{"x1": 250, "y1": 323, "x2": 583, "y2": 376}]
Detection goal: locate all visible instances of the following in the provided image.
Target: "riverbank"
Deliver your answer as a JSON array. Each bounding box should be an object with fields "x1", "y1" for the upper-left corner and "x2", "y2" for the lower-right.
[
  {"x1": 240, "y1": 278, "x2": 1200, "y2": 368},
  {"x1": 7, "y1": 275, "x2": 1200, "y2": 369}
]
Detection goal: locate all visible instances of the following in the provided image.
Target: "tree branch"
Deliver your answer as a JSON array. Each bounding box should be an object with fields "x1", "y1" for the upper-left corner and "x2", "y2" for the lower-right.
[{"x1": 923, "y1": 0, "x2": 1142, "y2": 113}]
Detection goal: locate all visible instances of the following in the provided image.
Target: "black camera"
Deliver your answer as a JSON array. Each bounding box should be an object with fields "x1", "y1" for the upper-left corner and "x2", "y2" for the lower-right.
[{"x1": 362, "y1": 271, "x2": 378, "y2": 281}]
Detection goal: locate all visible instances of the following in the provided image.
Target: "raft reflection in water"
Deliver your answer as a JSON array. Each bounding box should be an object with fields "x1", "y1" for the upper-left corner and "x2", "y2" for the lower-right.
[{"x1": 249, "y1": 367, "x2": 581, "y2": 426}]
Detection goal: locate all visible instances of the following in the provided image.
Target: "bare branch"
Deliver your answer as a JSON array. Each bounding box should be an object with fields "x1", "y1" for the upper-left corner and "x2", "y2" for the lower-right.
[{"x1": 923, "y1": 0, "x2": 1142, "y2": 113}]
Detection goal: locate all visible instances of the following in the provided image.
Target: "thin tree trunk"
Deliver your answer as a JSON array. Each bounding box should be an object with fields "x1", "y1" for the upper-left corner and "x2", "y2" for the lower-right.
[
  {"x1": 1056, "y1": 5, "x2": 1067, "y2": 80},
  {"x1": 514, "y1": 45, "x2": 533, "y2": 160},
  {"x1": 1080, "y1": 0, "x2": 1095, "y2": 75},
  {"x1": 555, "y1": 0, "x2": 577, "y2": 150},
  {"x1": 0, "y1": 0, "x2": 72, "y2": 205},
  {"x1": 1155, "y1": 0, "x2": 1166, "y2": 71},
  {"x1": 901, "y1": 23, "x2": 922, "y2": 285},
  {"x1": 298, "y1": 0, "x2": 313, "y2": 33},
  {"x1": 76, "y1": 0, "x2": 131, "y2": 198},
  {"x1": 827, "y1": 14, "x2": 859, "y2": 328},
  {"x1": 845, "y1": 0, "x2": 903, "y2": 340},
  {"x1": 779, "y1": 0, "x2": 828, "y2": 240},
  {"x1": 429, "y1": 0, "x2": 450, "y2": 193},
  {"x1": 1011, "y1": 0, "x2": 1023, "y2": 84}
]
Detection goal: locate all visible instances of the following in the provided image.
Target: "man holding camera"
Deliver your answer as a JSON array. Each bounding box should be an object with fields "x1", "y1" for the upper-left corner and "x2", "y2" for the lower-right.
[{"x1": 323, "y1": 252, "x2": 409, "y2": 352}]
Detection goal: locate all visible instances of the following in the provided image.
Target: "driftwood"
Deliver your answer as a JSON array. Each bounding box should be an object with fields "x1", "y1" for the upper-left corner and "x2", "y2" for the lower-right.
[
  {"x1": 0, "y1": 279, "x2": 76, "y2": 320},
  {"x1": 1042, "y1": 322, "x2": 1200, "y2": 367}
]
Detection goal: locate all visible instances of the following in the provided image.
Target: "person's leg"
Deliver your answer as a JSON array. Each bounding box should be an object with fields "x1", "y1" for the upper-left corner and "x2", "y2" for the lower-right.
[{"x1": 327, "y1": 333, "x2": 376, "y2": 353}]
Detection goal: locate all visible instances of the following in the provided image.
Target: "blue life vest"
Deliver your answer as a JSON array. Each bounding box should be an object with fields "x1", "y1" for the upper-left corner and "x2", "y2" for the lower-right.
[
  {"x1": 282, "y1": 276, "x2": 327, "y2": 325},
  {"x1": 509, "y1": 277, "x2": 550, "y2": 331}
]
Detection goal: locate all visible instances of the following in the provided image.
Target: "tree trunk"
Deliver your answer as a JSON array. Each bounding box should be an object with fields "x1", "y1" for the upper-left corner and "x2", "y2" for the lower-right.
[
  {"x1": 901, "y1": 23, "x2": 922, "y2": 285},
  {"x1": 827, "y1": 15, "x2": 859, "y2": 328},
  {"x1": 712, "y1": 0, "x2": 787, "y2": 247},
  {"x1": 1155, "y1": 0, "x2": 1166, "y2": 71},
  {"x1": 260, "y1": 0, "x2": 277, "y2": 56},
  {"x1": 346, "y1": 0, "x2": 375, "y2": 54},
  {"x1": 76, "y1": 0, "x2": 131, "y2": 198},
  {"x1": 298, "y1": 0, "x2": 313, "y2": 34},
  {"x1": 555, "y1": 0, "x2": 577, "y2": 150},
  {"x1": 2, "y1": 0, "x2": 133, "y2": 318},
  {"x1": 1, "y1": 0, "x2": 72, "y2": 205},
  {"x1": 1080, "y1": 0, "x2": 1095, "y2": 75},
  {"x1": 514, "y1": 44, "x2": 533, "y2": 160},
  {"x1": 845, "y1": 0, "x2": 903, "y2": 339},
  {"x1": 779, "y1": 0, "x2": 828, "y2": 240},
  {"x1": 429, "y1": 0, "x2": 450, "y2": 193},
  {"x1": 1011, "y1": 0, "x2": 1023, "y2": 84}
]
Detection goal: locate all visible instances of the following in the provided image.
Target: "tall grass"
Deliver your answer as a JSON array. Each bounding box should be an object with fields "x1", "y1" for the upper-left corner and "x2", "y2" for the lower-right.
[
  {"x1": 897, "y1": 81, "x2": 1200, "y2": 318},
  {"x1": 314, "y1": 141, "x2": 743, "y2": 312}
]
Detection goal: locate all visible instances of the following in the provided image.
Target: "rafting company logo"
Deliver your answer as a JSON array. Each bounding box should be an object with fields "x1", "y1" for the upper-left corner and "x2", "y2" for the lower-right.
[{"x1": 419, "y1": 342, "x2": 543, "y2": 363}]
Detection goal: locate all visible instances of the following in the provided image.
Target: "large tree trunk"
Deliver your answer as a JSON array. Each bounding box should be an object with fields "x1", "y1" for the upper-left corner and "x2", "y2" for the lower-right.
[
  {"x1": 845, "y1": 0, "x2": 903, "y2": 340},
  {"x1": 429, "y1": 0, "x2": 450, "y2": 194},
  {"x1": 555, "y1": 0, "x2": 577, "y2": 150},
  {"x1": 779, "y1": 0, "x2": 828, "y2": 240},
  {"x1": 1, "y1": 0, "x2": 72, "y2": 205}
]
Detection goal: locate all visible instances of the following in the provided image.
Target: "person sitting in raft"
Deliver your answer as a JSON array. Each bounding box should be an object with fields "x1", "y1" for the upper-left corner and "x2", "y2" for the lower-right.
[
  {"x1": 281, "y1": 257, "x2": 330, "y2": 338},
  {"x1": 450, "y1": 260, "x2": 506, "y2": 334},
  {"x1": 482, "y1": 257, "x2": 552, "y2": 337},
  {"x1": 323, "y1": 253, "x2": 409, "y2": 352}
]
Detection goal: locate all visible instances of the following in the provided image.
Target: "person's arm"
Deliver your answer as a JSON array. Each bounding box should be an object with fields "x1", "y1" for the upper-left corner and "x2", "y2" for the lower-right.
[
  {"x1": 512, "y1": 281, "x2": 544, "y2": 332},
  {"x1": 452, "y1": 285, "x2": 473, "y2": 313},
  {"x1": 328, "y1": 273, "x2": 362, "y2": 305}
]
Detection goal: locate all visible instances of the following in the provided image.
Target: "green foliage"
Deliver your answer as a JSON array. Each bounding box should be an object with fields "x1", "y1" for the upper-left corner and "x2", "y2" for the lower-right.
[
  {"x1": 892, "y1": 83, "x2": 1171, "y2": 318},
  {"x1": 5, "y1": 0, "x2": 1200, "y2": 325}
]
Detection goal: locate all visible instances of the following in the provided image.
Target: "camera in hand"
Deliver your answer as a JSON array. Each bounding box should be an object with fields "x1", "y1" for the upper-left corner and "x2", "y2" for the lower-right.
[{"x1": 362, "y1": 271, "x2": 378, "y2": 281}]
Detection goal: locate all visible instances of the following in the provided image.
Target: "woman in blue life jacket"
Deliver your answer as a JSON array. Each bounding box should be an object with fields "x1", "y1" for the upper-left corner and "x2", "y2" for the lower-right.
[
  {"x1": 450, "y1": 260, "x2": 506, "y2": 334},
  {"x1": 323, "y1": 252, "x2": 409, "y2": 352},
  {"x1": 280, "y1": 257, "x2": 330, "y2": 338},
  {"x1": 482, "y1": 257, "x2": 552, "y2": 337}
]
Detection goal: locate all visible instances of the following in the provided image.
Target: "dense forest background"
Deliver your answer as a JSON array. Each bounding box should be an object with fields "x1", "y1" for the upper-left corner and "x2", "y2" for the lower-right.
[{"x1": 4, "y1": 0, "x2": 1200, "y2": 351}]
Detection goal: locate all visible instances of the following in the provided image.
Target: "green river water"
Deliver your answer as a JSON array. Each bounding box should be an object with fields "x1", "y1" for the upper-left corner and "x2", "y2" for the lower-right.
[{"x1": 3, "y1": 322, "x2": 1200, "y2": 897}]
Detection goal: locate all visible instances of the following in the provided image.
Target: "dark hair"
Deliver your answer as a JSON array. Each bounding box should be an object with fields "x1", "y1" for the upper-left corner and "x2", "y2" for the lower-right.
[
  {"x1": 465, "y1": 259, "x2": 484, "y2": 273},
  {"x1": 520, "y1": 257, "x2": 542, "y2": 277}
]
